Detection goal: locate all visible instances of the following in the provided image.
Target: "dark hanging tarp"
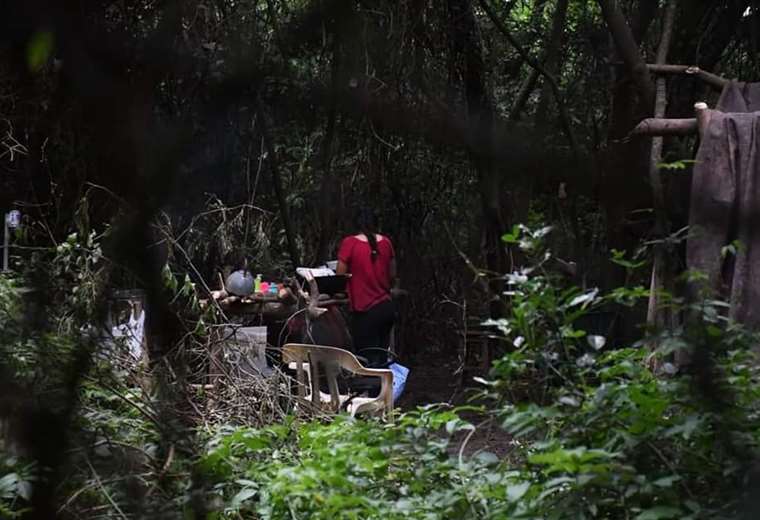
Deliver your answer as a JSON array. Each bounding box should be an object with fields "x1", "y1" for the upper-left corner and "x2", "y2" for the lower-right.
[{"x1": 687, "y1": 82, "x2": 760, "y2": 326}]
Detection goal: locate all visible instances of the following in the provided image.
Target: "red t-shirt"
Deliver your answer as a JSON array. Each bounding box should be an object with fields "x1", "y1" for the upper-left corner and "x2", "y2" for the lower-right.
[{"x1": 337, "y1": 234, "x2": 395, "y2": 312}]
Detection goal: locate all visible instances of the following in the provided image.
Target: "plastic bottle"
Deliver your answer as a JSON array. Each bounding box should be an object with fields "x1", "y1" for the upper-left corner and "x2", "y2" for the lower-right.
[
  {"x1": 260, "y1": 281, "x2": 269, "y2": 294},
  {"x1": 254, "y1": 273, "x2": 262, "y2": 293}
]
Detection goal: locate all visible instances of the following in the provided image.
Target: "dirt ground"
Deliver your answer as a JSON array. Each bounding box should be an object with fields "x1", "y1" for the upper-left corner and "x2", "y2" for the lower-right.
[
  {"x1": 396, "y1": 349, "x2": 514, "y2": 459},
  {"x1": 395, "y1": 354, "x2": 464, "y2": 409}
]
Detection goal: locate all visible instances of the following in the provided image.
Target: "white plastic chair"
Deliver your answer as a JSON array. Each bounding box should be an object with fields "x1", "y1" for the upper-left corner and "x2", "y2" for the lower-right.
[{"x1": 282, "y1": 343, "x2": 393, "y2": 418}]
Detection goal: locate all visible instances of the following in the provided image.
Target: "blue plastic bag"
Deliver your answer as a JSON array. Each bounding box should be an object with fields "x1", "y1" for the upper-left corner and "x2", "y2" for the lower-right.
[{"x1": 389, "y1": 363, "x2": 410, "y2": 403}]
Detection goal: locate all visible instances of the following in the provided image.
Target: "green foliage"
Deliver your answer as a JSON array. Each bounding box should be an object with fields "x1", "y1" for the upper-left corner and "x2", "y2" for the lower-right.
[
  {"x1": 489, "y1": 224, "x2": 613, "y2": 399},
  {"x1": 0, "y1": 455, "x2": 33, "y2": 518},
  {"x1": 496, "y1": 344, "x2": 758, "y2": 518},
  {"x1": 657, "y1": 159, "x2": 697, "y2": 171},
  {"x1": 198, "y1": 408, "x2": 534, "y2": 519},
  {"x1": 47, "y1": 229, "x2": 108, "y2": 326},
  {"x1": 196, "y1": 336, "x2": 760, "y2": 518},
  {"x1": 0, "y1": 272, "x2": 80, "y2": 398},
  {"x1": 481, "y1": 224, "x2": 760, "y2": 518},
  {"x1": 26, "y1": 30, "x2": 54, "y2": 72}
]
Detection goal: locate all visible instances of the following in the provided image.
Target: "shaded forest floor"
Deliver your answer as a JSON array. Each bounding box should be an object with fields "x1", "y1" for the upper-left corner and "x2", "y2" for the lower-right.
[
  {"x1": 396, "y1": 347, "x2": 514, "y2": 459},
  {"x1": 396, "y1": 350, "x2": 463, "y2": 409}
]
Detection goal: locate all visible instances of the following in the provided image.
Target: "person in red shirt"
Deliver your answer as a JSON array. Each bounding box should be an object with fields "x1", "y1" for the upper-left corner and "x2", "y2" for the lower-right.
[{"x1": 336, "y1": 208, "x2": 397, "y2": 366}]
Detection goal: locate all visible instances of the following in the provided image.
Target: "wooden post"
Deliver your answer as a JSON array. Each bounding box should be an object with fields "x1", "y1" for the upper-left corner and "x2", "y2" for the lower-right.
[
  {"x1": 647, "y1": 64, "x2": 729, "y2": 90},
  {"x1": 695, "y1": 102, "x2": 712, "y2": 135},
  {"x1": 646, "y1": 0, "x2": 677, "y2": 335},
  {"x1": 631, "y1": 118, "x2": 697, "y2": 136}
]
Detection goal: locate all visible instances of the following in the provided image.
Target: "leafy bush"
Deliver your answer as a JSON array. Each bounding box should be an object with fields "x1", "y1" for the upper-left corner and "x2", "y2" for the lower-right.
[
  {"x1": 483, "y1": 225, "x2": 760, "y2": 518},
  {"x1": 198, "y1": 408, "x2": 535, "y2": 519}
]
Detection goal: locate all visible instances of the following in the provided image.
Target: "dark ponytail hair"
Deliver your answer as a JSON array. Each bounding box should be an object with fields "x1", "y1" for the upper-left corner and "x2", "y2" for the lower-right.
[{"x1": 356, "y1": 207, "x2": 379, "y2": 262}]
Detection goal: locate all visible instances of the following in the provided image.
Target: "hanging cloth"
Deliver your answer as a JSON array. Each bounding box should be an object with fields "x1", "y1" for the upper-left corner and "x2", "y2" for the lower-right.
[{"x1": 687, "y1": 81, "x2": 760, "y2": 326}]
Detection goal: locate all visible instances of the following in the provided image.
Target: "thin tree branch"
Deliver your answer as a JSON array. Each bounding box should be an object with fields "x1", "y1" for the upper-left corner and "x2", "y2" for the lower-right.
[
  {"x1": 477, "y1": 0, "x2": 581, "y2": 160},
  {"x1": 510, "y1": 67, "x2": 540, "y2": 120},
  {"x1": 254, "y1": 96, "x2": 301, "y2": 268},
  {"x1": 535, "y1": 0, "x2": 569, "y2": 129}
]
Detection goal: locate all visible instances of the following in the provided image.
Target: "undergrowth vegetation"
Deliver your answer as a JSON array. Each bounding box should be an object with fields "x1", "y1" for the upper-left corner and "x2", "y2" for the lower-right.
[
  {"x1": 190, "y1": 227, "x2": 760, "y2": 519},
  {"x1": 2, "y1": 225, "x2": 760, "y2": 518}
]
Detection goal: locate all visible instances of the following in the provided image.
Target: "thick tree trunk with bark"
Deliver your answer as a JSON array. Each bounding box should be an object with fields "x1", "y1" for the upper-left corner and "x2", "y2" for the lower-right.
[
  {"x1": 598, "y1": 0, "x2": 659, "y2": 282},
  {"x1": 598, "y1": 0, "x2": 655, "y2": 111}
]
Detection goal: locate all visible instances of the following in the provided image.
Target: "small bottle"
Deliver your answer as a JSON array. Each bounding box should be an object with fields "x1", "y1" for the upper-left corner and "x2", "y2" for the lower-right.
[
  {"x1": 260, "y1": 281, "x2": 269, "y2": 294},
  {"x1": 254, "y1": 273, "x2": 262, "y2": 293}
]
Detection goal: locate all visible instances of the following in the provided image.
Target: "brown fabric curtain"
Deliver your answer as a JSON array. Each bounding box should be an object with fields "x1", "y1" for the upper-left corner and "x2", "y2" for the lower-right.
[{"x1": 687, "y1": 82, "x2": 760, "y2": 326}]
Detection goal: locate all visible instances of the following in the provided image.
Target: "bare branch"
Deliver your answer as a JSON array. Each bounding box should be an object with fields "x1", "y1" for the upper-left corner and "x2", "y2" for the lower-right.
[{"x1": 477, "y1": 0, "x2": 581, "y2": 160}]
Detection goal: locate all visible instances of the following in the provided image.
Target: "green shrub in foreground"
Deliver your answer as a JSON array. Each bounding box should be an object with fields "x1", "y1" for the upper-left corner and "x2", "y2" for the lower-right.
[{"x1": 198, "y1": 408, "x2": 541, "y2": 519}]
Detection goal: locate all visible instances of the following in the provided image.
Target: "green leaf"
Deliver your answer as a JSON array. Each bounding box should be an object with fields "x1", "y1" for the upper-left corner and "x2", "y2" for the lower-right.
[
  {"x1": 506, "y1": 481, "x2": 530, "y2": 502},
  {"x1": 0, "y1": 473, "x2": 19, "y2": 499},
  {"x1": 27, "y1": 31, "x2": 55, "y2": 72},
  {"x1": 231, "y1": 487, "x2": 257, "y2": 507},
  {"x1": 475, "y1": 451, "x2": 499, "y2": 465},
  {"x1": 652, "y1": 475, "x2": 681, "y2": 488},
  {"x1": 502, "y1": 225, "x2": 521, "y2": 244},
  {"x1": 635, "y1": 506, "x2": 681, "y2": 519},
  {"x1": 657, "y1": 159, "x2": 696, "y2": 171},
  {"x1": 610, "y1": 249, "x2": 647, "y2": 270}
]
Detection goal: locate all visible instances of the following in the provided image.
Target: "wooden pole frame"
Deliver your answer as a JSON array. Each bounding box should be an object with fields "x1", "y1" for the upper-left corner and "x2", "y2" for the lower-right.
[
  {"x1": 646, "y1": 64, "x2": 729, "y2": 90},
  {"x1": 631, "y1": 102, "x2": 714, "y2": 137}
]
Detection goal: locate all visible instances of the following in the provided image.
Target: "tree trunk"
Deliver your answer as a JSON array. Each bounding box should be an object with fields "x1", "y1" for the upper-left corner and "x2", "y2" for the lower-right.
[
  {"x1": 509, "y1": 0, "x2": 545, "y2": 121},
  {"x1": 510, "y1": 67, "x2": 540, "y2": 121},
  {"x1": 535, "y1": 0, "x2": 569, "y2": 129},
  {"x1": 595, "y1": 0, "x2": 660, "y2": 308},
  {"x1": 649, "y1": 0, "x2": 677, "y2": 220},
  {"x1": 255, "y1": 98, "x2": 301, "y2": 268},
  {"x1": 598, "y1": 0, "x2": 655, "y2": 111},
  {"x1": 447, "y1": 0, "x2": 506, "y2": 313},
  {"x1": 646, "y1": 0, "x2": 677, "y2": 332},
  {"x1": 479, "y1": 0, "x2": 580, "y2": 159},
  {"x1": 315, "y1": 35, "x2": 342, "y2": 264}
]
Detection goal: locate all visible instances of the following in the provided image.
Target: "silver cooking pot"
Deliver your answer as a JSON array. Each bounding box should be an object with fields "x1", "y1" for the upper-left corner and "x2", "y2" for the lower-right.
[{"x1": 225, "y1": 270, "x2": 254, "y2": 296}]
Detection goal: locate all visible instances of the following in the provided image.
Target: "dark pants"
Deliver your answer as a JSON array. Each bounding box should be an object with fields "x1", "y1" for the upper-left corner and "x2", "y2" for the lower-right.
[{"x1": 351, "y1": 299, "x2": 396, "y2": 367}]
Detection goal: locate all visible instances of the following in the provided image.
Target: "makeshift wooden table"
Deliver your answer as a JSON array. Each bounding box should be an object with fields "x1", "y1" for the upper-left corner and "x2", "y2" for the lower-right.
[{"x1": 200, "y1": 288, "x2": 350, "y2": 385}]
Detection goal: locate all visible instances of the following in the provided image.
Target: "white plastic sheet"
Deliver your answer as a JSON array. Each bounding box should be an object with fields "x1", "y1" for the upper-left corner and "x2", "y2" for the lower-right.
[{"x1": 111, "y1": 309, "x2": 145, "y2": 360}]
